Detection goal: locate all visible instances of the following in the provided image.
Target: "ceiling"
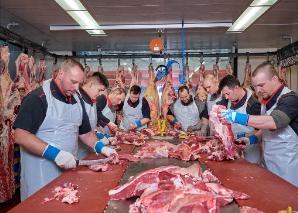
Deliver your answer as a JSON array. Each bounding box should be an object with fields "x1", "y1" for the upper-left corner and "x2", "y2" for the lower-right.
[{"x1": 0, "y1": 0, "x2": 297, "y2": 52}]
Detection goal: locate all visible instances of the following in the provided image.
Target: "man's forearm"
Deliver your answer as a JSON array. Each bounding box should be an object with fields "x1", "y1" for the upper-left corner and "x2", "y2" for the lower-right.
[
  {"x1": 79, "y1": 131, "x2": 98, "y2": 148},
  {"x1": 140, "y1": 118, "x2": 150, "y2": 125},
  {"x1": 14, "y1": 128, "x2": 48, "y2": 156},
  {"x1": 248, "y1": 115, "x2": 277, "y2": 130}
]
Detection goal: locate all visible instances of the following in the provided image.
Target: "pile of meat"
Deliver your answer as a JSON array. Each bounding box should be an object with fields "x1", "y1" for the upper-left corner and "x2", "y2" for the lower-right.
[
  {"x1": 42, "y1": 183, "x2": 79, "y2": 204},
  {"x1": 209, "y1": 105, "x2": 238, "y2": 160},
  {"x1": 109, "y1": 164, "x2": 252, "y2": 213},
  {"x1": 134, "y1": 140, "x2": 193, "y2": 161},
  {"x1": 111, "y1": 130, "x2": 147, "y2": 146}
]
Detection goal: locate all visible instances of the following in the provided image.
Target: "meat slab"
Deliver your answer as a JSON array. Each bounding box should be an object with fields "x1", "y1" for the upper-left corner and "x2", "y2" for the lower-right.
[{"x1": 109, "y1": 164, "x2": 249, "y2": 213}]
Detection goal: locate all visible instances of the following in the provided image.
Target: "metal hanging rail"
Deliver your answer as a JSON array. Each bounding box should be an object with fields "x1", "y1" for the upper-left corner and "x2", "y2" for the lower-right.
[{"x1": 0, "y1": 25, "x2": 277, "y2": 59}]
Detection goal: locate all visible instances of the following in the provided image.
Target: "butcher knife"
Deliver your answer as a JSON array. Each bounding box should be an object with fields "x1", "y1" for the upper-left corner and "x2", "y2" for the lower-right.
[{"x1": 76, "y1": 156, "x2": 114, "y2": 166}]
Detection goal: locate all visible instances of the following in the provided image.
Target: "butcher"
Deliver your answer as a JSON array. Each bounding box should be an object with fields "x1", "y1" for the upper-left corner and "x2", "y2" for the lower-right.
[
  {"x1": 221, "y1": 62, "x2": 298, "y2": 187},
  {"x1": 77, "y1": 72, "x2": 110, "y2": 159},
  {"x1": 167, "y1": 85, "x2": 209, "y2": 134},
  {"x1": 217, "y1": 74, "x2": 261, "y2": 164},
  {"x1": 203, "y1": 74, "x2": 224, "y2": 114},
  {"x1": 96, "y1": 87, "x2": 126, "y2": 135},
  {"x1": 119, "y1": 85, "x2": 150, "y2": 131},
  {"x1": 13, "y1": 59, "x2": 117, "y2": 200}
]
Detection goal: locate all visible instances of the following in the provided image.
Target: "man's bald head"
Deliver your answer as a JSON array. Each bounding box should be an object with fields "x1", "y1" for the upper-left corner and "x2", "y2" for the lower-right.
[{"x1": 203, "y1": 74, "x2": 219, "y2": 95}]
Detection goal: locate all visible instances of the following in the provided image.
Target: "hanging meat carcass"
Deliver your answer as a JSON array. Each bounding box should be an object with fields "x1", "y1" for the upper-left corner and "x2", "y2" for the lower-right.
[
  {"x1": 195, "y1": 63, "x2": 208, "y2": 102},
  {"x1": 213, "y1": 63, "x2": 219, "y2": 81},
  {"x1": 278, "y1": 65, "x2": 288, "y2": 86},
  {"x1": 37, "y1": 58, "x2": 46, "y2": 84},
  {"x1": 114, "y1": 65, "x2": 126, "y2": 89},
  {"x1": 0, "y1": 46, "x2": 21, "y2": 203},
  {"x1": 184, "y1": 62, "x2": 194, "y2": 95},
  {"x1": 226, "y1": 62, "x2": 233, "y2": 76},
  {"x1": 130, "y1": 64, "x2": 139, "y2": 88},
  {"x1": 242, "y1": 62, "x2": 252, "y2": 89},
  {"x1": 161, "y1": 62, "x2": 177, "y2": 119},
  {"x1": 144, "y1": 63, "x2": 160, "y2": 127},
  {"x1": 15, "y1": 53, "x2": 33, "y2": 96}
]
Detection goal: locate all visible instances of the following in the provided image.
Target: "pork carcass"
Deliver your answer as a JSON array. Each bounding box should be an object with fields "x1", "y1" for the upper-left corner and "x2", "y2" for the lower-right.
[
  {"x1": 144, "y1": 63, "x2": 160, "y2": 127},
  {"x1": 226, "y1": 63, "x2": 233, "y2": 76},
  {"x1": 160, "y1": 64, "x2": 177, "y2": 119},
  {"x1": 242, "y1": 62, "x2": 252, "y2": 89},
  {"x1": 129, "y1": 64, "x2": 139, "y2": 88},
  {"x1": 195, "y1": 63, "x2": 208, "y2": 102},
  {"x1": 114, "y1": 65, "x2": 125, "y2": 89},
  {"x1": 37, "y1": 58, "x2": 46, "y2": 84},
  {"x1": 213, "y1": 63, "x2": 219, "y2": 82},
  {"x1": 209, "y1": 105, "x2": 238, "y2": 160},
  {"x1": 278, "y1": 65, "x2": 288, "y2": 86},
  {"x1": 0, "y1": 46, "x2": 21, "y2": 203}
]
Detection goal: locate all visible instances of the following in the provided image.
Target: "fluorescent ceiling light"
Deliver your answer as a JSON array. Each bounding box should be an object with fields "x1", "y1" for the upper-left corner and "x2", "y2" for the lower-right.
[
  {"x1": 54, "y1": 0, "x2": 105, "y2": 35},
  {"x1": 50, "y1": 22, "x2": 232, "y2": 31},
  {"x1": 250, "y1": 0, "x2": 278, "y2": 6},
  {"x1": 54, "y1": 0, "x2": 85, "y2": 11},
  {"x1": 67, "y1": 11, "x2": 100, "y2": 29},
  {"x1": 228, "y1": 6, "x2": 269, "y2": 32},
  {"x1": 228, "y1": 0, "x2": 279, "y2": 32},
  {"x1": 86, "y1": 29, "x2": 105, "y2": 34}
]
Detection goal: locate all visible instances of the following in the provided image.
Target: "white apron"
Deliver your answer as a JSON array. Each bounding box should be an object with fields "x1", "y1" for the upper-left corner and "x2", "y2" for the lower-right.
[
  {"x1": 120, "y1": 96, "x2": 147, "y2": 131},
  {"x1": 101, "y1": 102, "x2": 116, "y2": 135},
  {"x1": 173, "y1": 98, "x2": 200, "y2": 131},
  {"x1": 77, "y1": 92, "x2": 97, "y2": 160},
  {"x1": 261, "y1": 86, "x2": 298, "y2": 187},
  {"x1": 227, "y1": 90, "x2": 261, "y2": 164},
  {"x1": 20, "y1": 79, "x2": 83, "y2": 200}
]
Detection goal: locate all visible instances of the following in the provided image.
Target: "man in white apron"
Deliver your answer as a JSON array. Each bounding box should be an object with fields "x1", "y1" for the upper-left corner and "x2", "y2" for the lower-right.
[
  {"x1": 78, "y1": 72, "x2": 110, "y2": 159},
  {"x1": 167, "y1": 85, "x2": 209, "y2": 134},
  {"x1": 203, "y1": 74, "x2": 225, "y2": 135},
  {"x1": 13, "y1": 59, "x2": 117, "y2": 201},
  {"x1": 221, "y1": 62, "x2": 298, "y2": 187},
  {"x1": 218, "y1": 75, "x2": 261, "y2": 164},
  {"x1": 120, "y1": 85, "x2": 150, "y2": 131},
  {"x1": 97, "y1": 87, "x2": 126, "y2": 135}
]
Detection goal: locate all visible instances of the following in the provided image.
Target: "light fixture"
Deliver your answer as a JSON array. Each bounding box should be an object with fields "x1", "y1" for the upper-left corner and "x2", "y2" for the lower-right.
[
  {"x1": 228, "y1": 0, "x2": 278, "y2": 32},
  {"x1": 50, "y1": 22, "x2": 232, "y2": 31},
  {"x1": 54, "y1": 0, "x2": 105, "y2": 35}
]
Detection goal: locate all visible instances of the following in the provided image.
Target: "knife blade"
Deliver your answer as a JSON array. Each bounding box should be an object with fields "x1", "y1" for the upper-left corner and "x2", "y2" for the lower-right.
[{"x1": 76, "y1": 156, "x2": 114, "y2": 166}]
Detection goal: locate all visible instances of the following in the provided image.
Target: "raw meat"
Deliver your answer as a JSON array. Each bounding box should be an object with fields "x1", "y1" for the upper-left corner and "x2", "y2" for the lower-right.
[
  {"x1": 140, "y1": 128, "x2": 157, "y2": 137},
  {"x1": 43, "y1": 183, "x2": 79, "y2": 205},
  {"x1": 144, "y1": 63, "x2": 160, "y2": 127},
  {"x1": 118, "y1": 153, "x2": 140, "y2": 162},
  {"x1": 134, "y1": 140, "x2": 193, "y2": 161},
  {"x1": 37, "y1": 58, "x2": 46, "y2": 84},
  {"x1": 129, "y1": 64, "x2": 139, "y2": 87},
  {"x1": 114, "y1": 65, "x2": 125, "y2": 89},
  {"x1": 209, "y1": 105, "x2": 238, "y2": 160},
  {"x1": 88, "y1": 164, "x2": 110, "y2": 172},
  {"x1": 160, "y1": 64, "x2": 177, "y2": 119},
  {"x1": 0, "y1": 46, "x2": 22, "y2": 203},
  {"x1": 111, "y1": 130, "x2": 146, "y2": 146},
  {"x1": 109, "y1": 165, "x2": 249, "y2": 213},
  {"x1": 242, "y1": 62, "x2": 252, "y2": 89},
  {"x1": 239, "y1": 206, "x2": 265, "y2": 213}
]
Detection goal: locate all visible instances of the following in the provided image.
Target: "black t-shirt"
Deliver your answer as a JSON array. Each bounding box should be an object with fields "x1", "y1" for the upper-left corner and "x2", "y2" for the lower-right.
[
  {"x1": 118, "y1": 97, "x2": 151, "y2": 119},
  {"x1": 266, "y1": 85, "x2": 298, "y2": 135},
  {"x1": 217, "y1": 90, "x2": 261, "y2": 115},
  {"x1": 96, "y1": 95, "x2": 116, "y2": 127},
  {"x1": 13, "y1": 80, "x2": 91, "y2": 135}
]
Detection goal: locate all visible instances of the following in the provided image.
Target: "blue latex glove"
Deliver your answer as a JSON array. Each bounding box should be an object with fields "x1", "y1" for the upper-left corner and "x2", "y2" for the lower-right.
[
  {"x1": 42, "y1": 144, "x2": 61, "y2": 161},
  {"x1": 96, "y1": 131, "x2": 110, "y2": 145},
  {"x1": 221, "y1": 110, "x2": 249, "y2": 126},
  {"x1": 248, "y1": 135, "x2": 258, "y2": 145},
  {"x1": 236, "y1": 132, "x2": 246, "y2": 139},
  {"x1": 172, "y1": 118, "x2": 178, "y2": 125},
  {"x1": 94, "y1": 141, "x2": 105, "y2": 154},
  {"x1": 134, "y1": 120, "x2": 142, "y2": 128}
]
